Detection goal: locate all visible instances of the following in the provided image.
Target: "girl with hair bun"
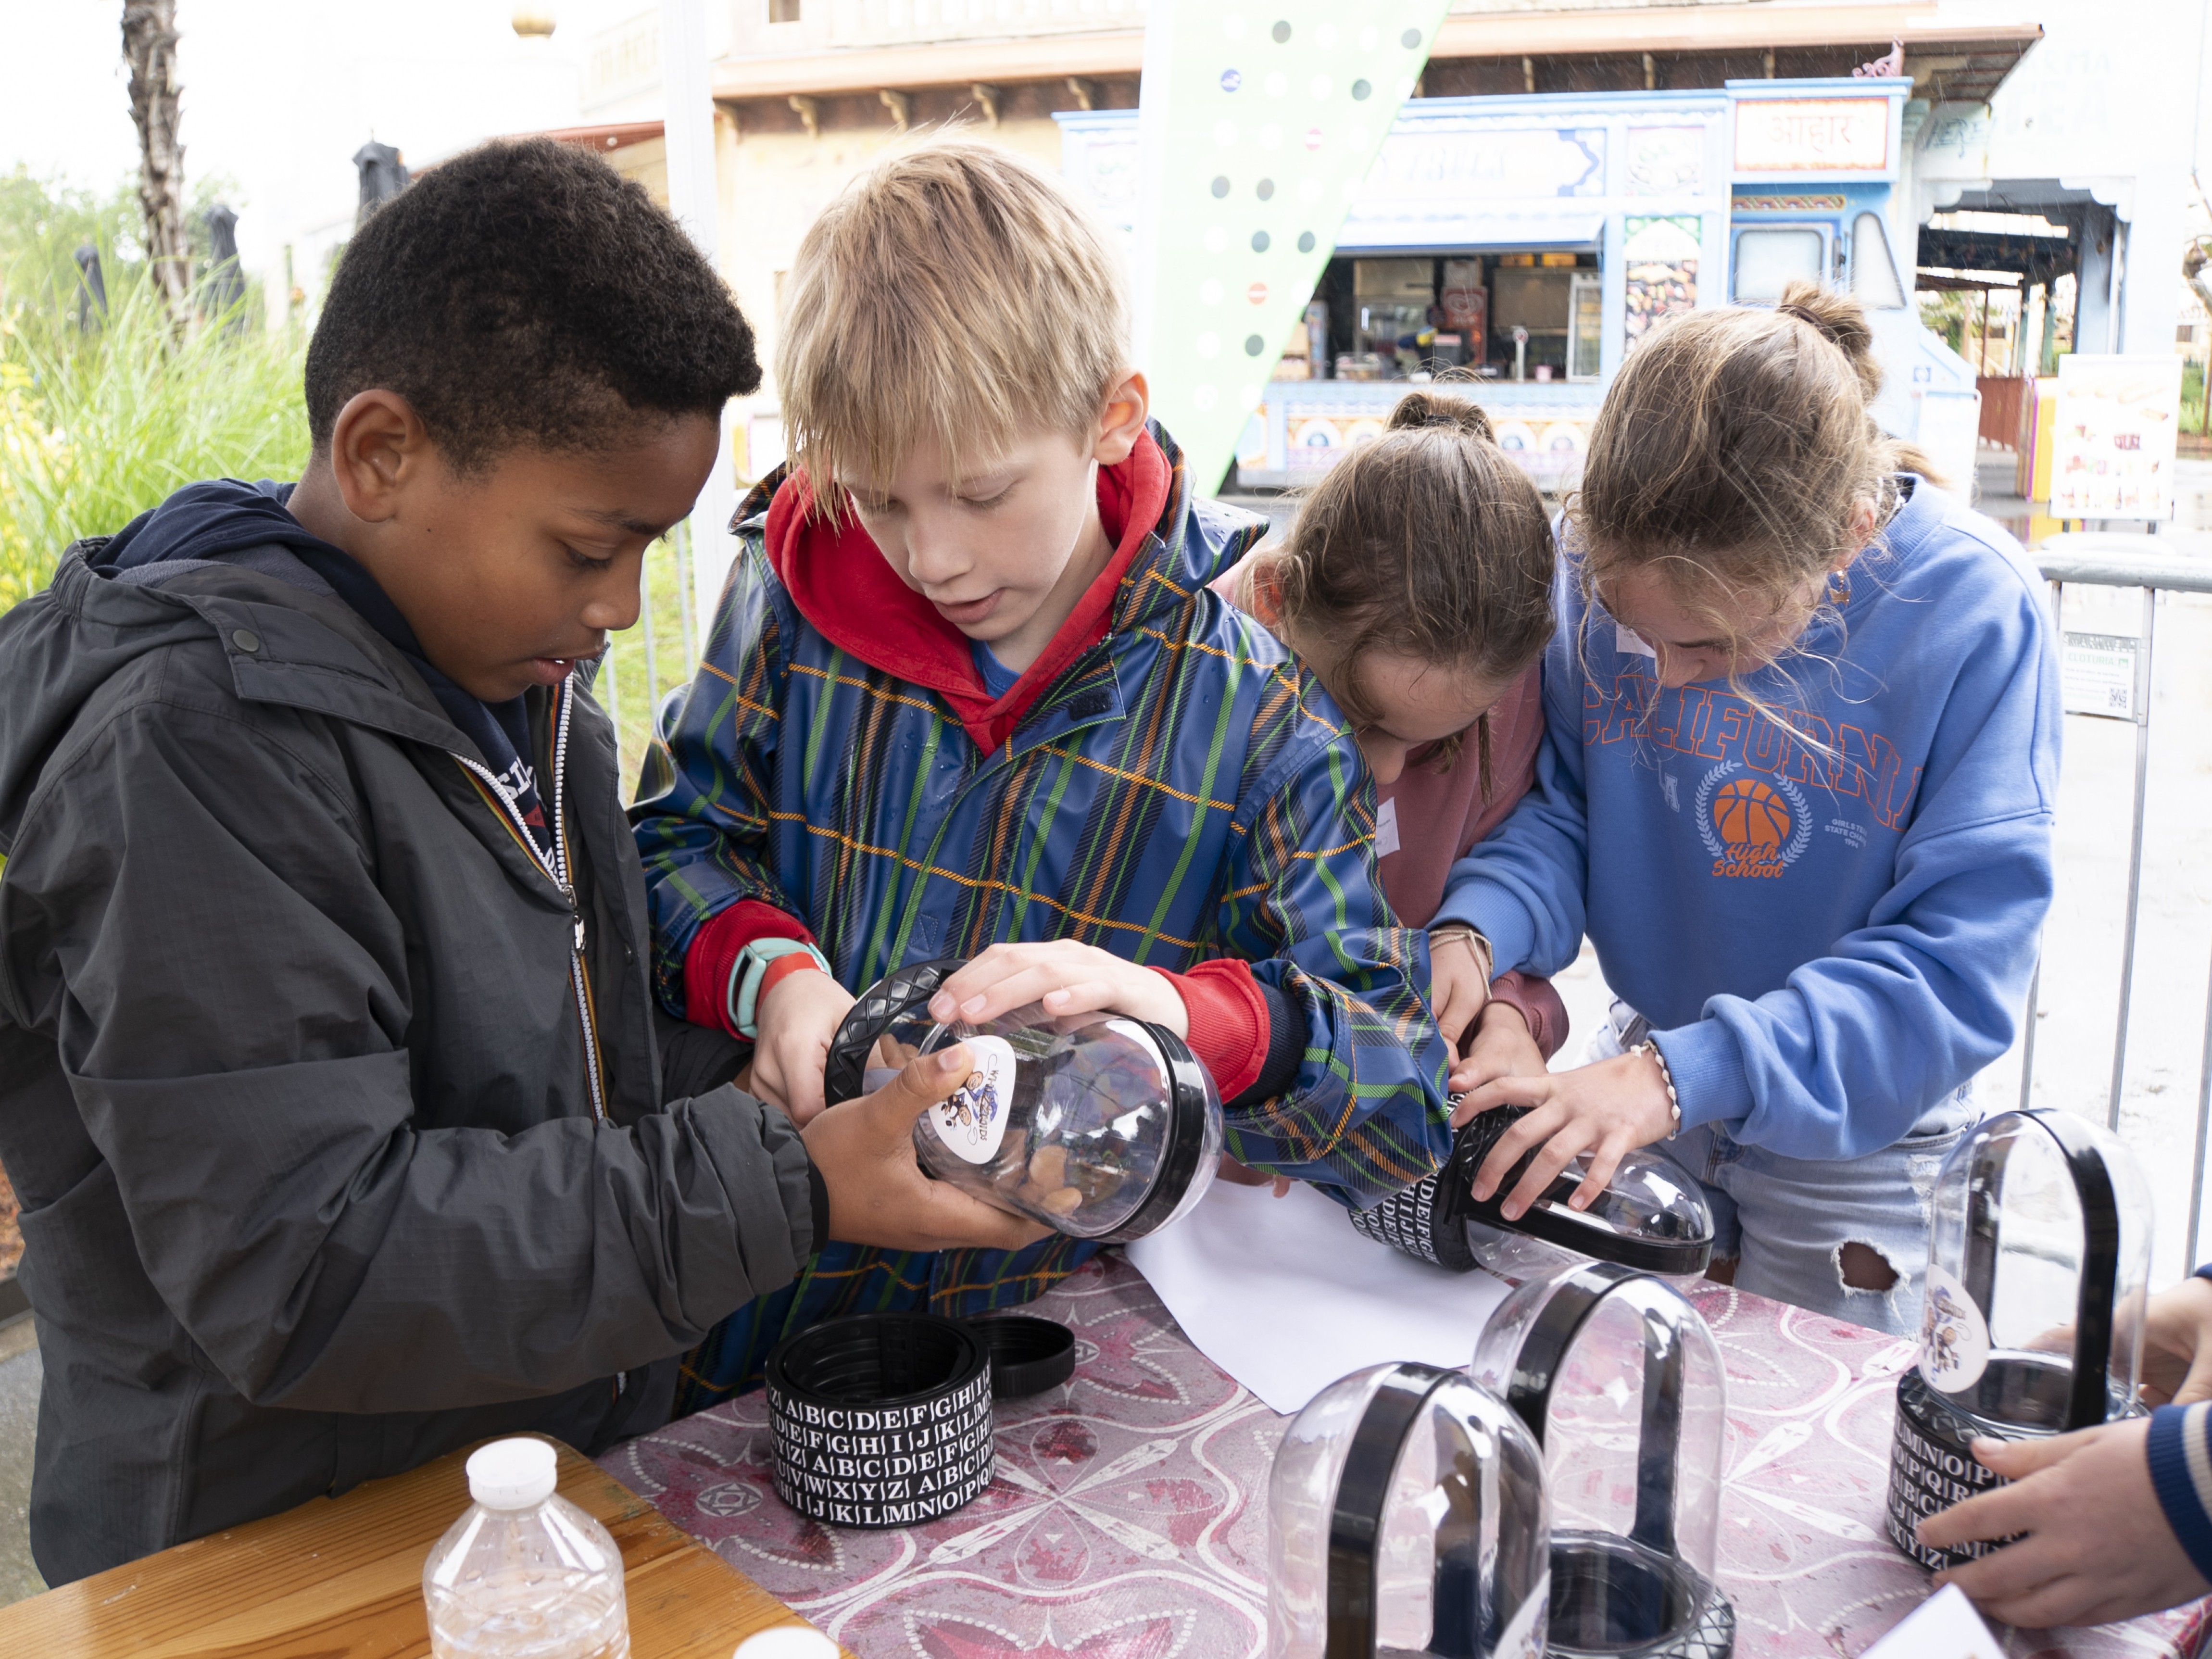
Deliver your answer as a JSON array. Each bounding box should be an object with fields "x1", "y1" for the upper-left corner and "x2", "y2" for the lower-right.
[
  {"x1": 1221, "y1": 390, "x2": 1572, "y2": 1112},
  {"x1": 1446, "y1": 281, "x2": 2060, "y2": 1332}
]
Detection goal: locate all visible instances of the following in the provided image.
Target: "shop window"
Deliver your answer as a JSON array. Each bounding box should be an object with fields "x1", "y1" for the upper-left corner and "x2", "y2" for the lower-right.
[
  {"x1": 1849, "y1": 212, "x2": 1907, "y2": 309},
  {"x1": 1569, "y1": 271, "x2": 1603, "y2": 381},
  {"x1": 1731, "y1": 226, "x2": 1826, "y2": 304}
]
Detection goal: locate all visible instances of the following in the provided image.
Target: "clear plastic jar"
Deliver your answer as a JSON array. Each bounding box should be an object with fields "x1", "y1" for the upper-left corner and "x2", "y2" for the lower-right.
[
  {"x1": 1269, "y1": 1362, "x2": 1551, "y2": 1659},
  {"x1": 1918, "y1": 1107, "x2": 2150, "y2": 1434},
  {"x1": 1887, "y1": 1109, "x2": 2153, "y2": 1570},
  {"x1": 831, "y1": 961, "x2": 1223, "y2": 1242},
  {"x1": 1348, "y1": 1107, "x2": 1713, "y2": 1281},
  {"x1": 1473, "y1": 1265, "x2": 1733, "y2": 1659},
  {"x1": 423, "y1": 1439, "x2": 630, "y2": 1659}
]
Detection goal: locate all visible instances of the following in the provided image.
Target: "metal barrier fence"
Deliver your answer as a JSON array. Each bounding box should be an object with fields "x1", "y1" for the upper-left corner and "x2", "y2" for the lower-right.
[{"x1": 2025, "y1": 533, "x2": 2212, "y2": 1268}]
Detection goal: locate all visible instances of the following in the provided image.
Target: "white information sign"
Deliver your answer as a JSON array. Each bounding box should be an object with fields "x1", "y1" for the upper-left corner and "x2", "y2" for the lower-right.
[
  {"x1": 2050, "y1": 354, "x2": 2185, "y2": 520},
  {"x1": 1733, "y1": 97, "x2": 1891, "y2": 173},
  {"x1": 2061, "y1": 630, "x2": 2143, "y2": 722}
]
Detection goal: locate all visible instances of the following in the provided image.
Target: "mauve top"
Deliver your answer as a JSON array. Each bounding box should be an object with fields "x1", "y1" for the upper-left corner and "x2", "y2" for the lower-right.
[{"x1": 1212, "y1": 570, "x2": 1568, "y2": 1057}]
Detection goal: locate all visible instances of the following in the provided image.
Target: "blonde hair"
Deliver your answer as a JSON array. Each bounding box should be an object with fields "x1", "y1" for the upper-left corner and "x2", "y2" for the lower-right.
[
  {"x1": 1570, "y1": 281, "x2": 1946, "y2": 709},
  {"x1": 776, "y1": 135, "x2": 1130, "y2": 502}
]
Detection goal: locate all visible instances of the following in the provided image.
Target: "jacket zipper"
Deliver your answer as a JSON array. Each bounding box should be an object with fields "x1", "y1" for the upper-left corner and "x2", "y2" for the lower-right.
[{"x1": 449, "y1": 678, "x2": 608, "y2": 1121}]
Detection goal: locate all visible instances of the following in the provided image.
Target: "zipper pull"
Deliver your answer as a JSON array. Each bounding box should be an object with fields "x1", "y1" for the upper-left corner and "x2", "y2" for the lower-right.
[{"x1": 561, "y1": 883, "x2": 586, "y2": 953}]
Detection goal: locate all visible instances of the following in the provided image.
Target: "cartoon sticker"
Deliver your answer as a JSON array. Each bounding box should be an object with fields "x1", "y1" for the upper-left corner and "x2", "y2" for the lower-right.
[
  {"x1": 930, "y1": 1037, "x2": 1017, "y2": 1165},
  {"x1": 1918, "y1": 1264, "x2": 1991, "y2": 1394}
]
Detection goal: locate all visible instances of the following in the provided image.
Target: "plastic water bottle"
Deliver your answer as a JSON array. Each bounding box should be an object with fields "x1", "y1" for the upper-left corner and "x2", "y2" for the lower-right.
[{"x1": 423, "y1": 1438, "x2": 631, "y2": 1659}]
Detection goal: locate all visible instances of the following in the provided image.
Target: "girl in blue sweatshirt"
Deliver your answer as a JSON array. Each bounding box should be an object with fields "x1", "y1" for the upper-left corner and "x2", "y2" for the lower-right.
[{"x1": 1443, "y1": 281, "x2": 2060, "y2": 1333}]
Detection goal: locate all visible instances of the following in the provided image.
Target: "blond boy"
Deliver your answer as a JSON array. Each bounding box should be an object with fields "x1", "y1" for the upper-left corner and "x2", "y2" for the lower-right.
[{"x1": 633, "y1": 138, "x2": 1451, "y2": 1401}]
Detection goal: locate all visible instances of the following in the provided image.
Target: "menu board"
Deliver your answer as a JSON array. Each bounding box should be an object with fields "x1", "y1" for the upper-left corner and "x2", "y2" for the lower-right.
[
  {"x1": 1622, "y1": 214, "x2": 1701, "y2": 347},
  {"x1": 2050, "y1": 355, "x2": 2184, "y2": 520}
]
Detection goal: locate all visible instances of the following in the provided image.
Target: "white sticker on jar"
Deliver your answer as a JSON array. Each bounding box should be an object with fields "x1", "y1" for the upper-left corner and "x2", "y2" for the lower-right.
[
  {"x1": 1918, "y1": 1264, "x2": 1991, "y2": 1394},
  {"x1": 1495, "y1": 1576, "x2": 1547, "y2": 1659},
  {"x1": 931, "y1": 1036, "x2": 1016, "y2": 1164}
]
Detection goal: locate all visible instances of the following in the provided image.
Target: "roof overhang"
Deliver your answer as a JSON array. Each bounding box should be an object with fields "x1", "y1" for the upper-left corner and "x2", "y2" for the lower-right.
[
  {"x1": 705, "y1": 8, "x2": 2041, "y2": 110},
  {"x1": 712, "y1": 32, "x2": 1140, "y2": 102},
  {"x1": 534, "y1": 120, "x2": 666, "y2": 153}
]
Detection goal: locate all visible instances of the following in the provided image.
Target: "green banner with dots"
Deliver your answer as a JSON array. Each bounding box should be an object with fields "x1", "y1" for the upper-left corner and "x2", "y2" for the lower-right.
[{"x1": 1131, "y1": 1, "x2": 1450, "y2": 496}]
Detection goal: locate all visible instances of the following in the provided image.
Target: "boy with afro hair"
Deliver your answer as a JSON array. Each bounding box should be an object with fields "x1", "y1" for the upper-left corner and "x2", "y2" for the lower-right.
[
  {"x1": 635, "y1": 136, "x2": 1454, "y2": 1401},
  {"x1": 0, "y1": 137, "x2": 1033, "y2": 1583}
]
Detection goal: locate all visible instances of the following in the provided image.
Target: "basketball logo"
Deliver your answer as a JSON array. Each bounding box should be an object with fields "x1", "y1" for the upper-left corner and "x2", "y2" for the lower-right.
[
  {"x1": 1711, "y1": 777, "x2": 1791, "y2": 852},
  {"x1": 1695, "y1": 762, "x2": 1811, "y2": 879}
]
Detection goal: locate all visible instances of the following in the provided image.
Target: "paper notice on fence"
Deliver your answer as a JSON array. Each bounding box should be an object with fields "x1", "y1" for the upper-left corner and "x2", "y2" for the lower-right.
[
  {"x1": 1124, "y1": 1178, "x2": 1510, "y2": 1415},
  {"x1": 2061, "y1": 630, "x2": 2142, "y2": 721},
  {"x1": 1862, "y1": 1584, "x2": 2004, "y2": 1659}
]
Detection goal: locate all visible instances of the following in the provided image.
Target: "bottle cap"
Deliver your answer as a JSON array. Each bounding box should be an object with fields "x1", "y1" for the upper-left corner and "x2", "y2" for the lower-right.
[
  {"x1": 734, "y1": 1628, "x2": 840, "y2": 1659},
  {"x1": 465, "y1": 1437, "x2": 558, "y2": 1510}
]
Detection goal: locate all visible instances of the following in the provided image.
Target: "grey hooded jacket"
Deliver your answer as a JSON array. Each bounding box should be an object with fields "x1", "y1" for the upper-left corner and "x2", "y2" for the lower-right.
[{"x1": 0, "y1": 540, "x2": 817, "y2": 1584}]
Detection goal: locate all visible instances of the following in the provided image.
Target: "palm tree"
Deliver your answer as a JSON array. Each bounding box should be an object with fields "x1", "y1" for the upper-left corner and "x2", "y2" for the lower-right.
[{"x1": 121, "y1": 0, "x2": 191, "y2": 337}]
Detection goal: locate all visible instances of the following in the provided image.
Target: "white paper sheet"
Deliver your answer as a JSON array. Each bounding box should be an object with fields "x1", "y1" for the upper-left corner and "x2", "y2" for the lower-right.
[
  {"x1": 1862, "y1": 1584, "x2": 2004, "y2": 1659},
  {"x1": 1123, "y1": 1178, "x2": 1513, "y2": 1415}
]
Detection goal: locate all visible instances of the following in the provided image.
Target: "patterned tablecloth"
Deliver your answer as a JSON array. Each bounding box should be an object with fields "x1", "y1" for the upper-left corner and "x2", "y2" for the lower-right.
[{"x1": 601, "y1": 1255, "x2": 2212, "y2": 1659}]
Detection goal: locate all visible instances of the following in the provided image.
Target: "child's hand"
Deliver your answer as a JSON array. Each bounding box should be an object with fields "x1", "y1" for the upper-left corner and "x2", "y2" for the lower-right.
[
  {"x1": 1427, "y1": 931, "x2": 1491, "y2": 1051},
  {"x1": 926, "y1": 940, "x2": 1188, "y2": 1035},
  {"x1": 1217, "y1": 1154, "x2": 1294, "y2": 1197},
  {"x1": 1920, "y1": 1420, "x2": 2210, "y2": 1630},
  {"x1": 751, "y1": 967, "x2": 856, "y2": 1125},
  {"x1": 1457, "y1": 1050, "x2": 1677, "y2": 1220},
  {"x1": 1448, "y1": 1000, "x2": 1547, "y2": 1094},
  {"x1": 801, "y1": 1043, "x2": 1052, "y2": 1252},
  {"x1": 2143, "y1": 1275, "x2": 2212, "y2": 1407}
]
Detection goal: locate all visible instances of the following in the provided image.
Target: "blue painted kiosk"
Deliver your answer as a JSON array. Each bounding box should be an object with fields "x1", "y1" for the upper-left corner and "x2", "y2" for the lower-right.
[{"x1": 1059, "y1": 76, "x2": 1979, "y2": 491}]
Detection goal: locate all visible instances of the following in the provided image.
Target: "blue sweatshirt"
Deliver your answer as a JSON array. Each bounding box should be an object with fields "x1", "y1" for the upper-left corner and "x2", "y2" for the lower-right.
[
  {"x1": 2148, "y1": 1267, "x2": 2212, "y2": 1583},
  {"x1": 1433, "y1": 478, "x2": 2060, "y2": 1159}
]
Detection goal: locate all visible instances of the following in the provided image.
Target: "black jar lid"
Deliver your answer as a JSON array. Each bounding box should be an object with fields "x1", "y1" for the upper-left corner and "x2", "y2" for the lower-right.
[{"x1": 967, "y1": 1314, "x2": 1077, "y2": 1398}]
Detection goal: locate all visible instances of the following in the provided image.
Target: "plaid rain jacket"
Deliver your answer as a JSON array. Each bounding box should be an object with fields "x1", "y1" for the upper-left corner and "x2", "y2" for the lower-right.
[{"x1": 633, "y1": 423, "x2": 1451, "y2": 1399}]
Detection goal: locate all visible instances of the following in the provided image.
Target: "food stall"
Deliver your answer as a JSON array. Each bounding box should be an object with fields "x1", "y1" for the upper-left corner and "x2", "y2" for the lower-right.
[{"x1": 1059, "y1": 75, "x2": 1980, "y2": 491}]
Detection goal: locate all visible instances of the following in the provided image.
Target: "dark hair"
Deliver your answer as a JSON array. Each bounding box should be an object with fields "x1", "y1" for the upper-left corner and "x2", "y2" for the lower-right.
[
  {"x1": 1271, "y1": 390, "x2": 1555, "y2": 785},
  {"x1": 305, "y1": 138, "x2": 760, "y2": 472}
]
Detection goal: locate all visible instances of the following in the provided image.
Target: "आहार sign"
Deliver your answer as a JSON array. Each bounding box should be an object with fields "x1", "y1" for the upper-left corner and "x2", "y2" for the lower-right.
[
  {"x1": 2050, "y1": 354, "x2": 2185, "y2": 521},
  {"x1": 1733, "y1": 97, "x2": 1891, "y2": 174},
  {"x1": 2061, "y1": 630, "x2": 2143, "y2": 722}
]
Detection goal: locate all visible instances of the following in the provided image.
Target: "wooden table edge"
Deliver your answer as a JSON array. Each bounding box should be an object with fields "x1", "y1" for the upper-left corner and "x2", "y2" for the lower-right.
[{"x1": 0, "y1": 1434, "x2": 856, "y2": 1659}]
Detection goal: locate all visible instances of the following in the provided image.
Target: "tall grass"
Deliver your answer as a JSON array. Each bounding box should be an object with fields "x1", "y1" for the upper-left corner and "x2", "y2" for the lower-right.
[
  {"x1": 0, "y1": 278, "x2": 308, "y2": 609},
  {"x1": 0, "y1": 169, "x2": 710, "y2": 794},
  {"x1": 0, "y1": 169, "x2": 302, "y2": 608}
]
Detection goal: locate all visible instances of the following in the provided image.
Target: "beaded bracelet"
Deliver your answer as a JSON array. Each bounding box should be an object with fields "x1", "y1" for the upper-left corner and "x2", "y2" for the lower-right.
[
  {"x1": 1429, "y1": 923, "x2": 1495, "y2": 987},
  {"x1": 1633, "y1": 1039, "x2": 1682, "y2": 1136}
]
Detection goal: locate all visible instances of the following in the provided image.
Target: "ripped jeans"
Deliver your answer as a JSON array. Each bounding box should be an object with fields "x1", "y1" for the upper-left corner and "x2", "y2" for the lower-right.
[{"x1": 1589, "y1": 1002, "x2": 1979, "y2": 1336}]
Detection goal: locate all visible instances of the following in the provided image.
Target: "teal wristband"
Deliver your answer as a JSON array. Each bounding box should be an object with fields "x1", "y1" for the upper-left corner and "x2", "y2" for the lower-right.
[{"x1": 730, "y1": 938, "x2": 832, "y2": 1039}]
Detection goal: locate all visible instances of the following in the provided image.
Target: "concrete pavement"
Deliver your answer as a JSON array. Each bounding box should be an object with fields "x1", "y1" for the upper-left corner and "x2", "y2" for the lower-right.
[{"x1": 0, "y1": 1323, "x2": 42, "y2": 1606}]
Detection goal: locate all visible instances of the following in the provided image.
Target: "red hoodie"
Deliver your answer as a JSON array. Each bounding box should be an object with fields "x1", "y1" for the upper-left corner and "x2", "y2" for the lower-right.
[{"x1": 683, "y1": 434, "x2": 1277, "y2": 1100}]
